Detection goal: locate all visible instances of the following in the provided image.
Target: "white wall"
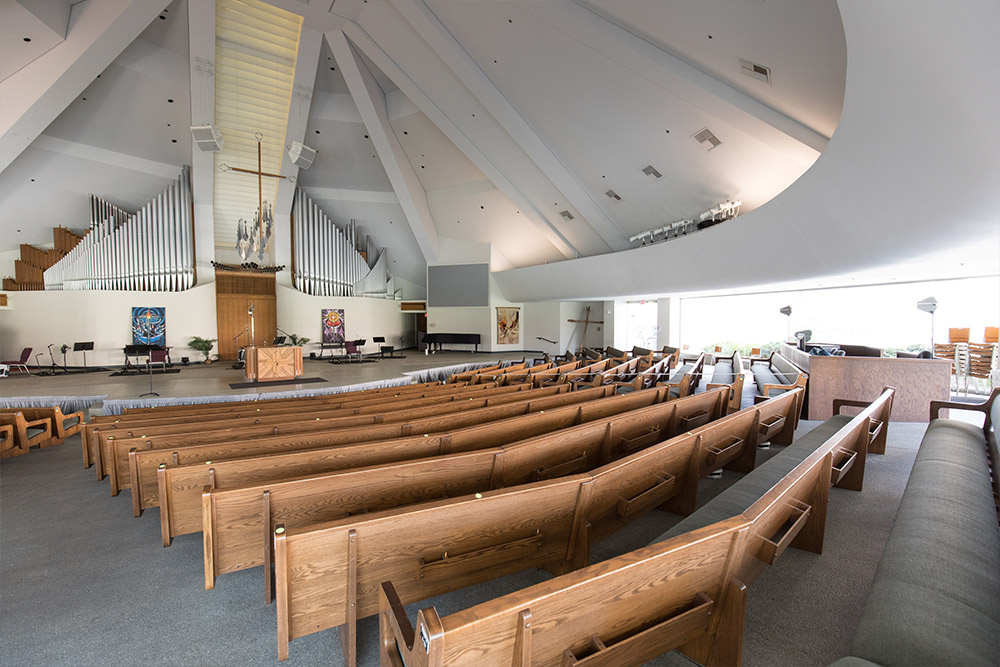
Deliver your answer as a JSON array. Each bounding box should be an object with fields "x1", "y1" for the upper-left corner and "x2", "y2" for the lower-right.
[
  {"x1": 524, "y1": 301, "x2": 561, "y2": 356},
  {"x1": 423, "y1": 236, "x2": 527, "y2": 353},
  {"x1": 657, "y1": 297, "x2": 680, "y2": 348},
  {"x1": 0, "y1": 249, "x2": 17, "y2": 280},
  {"x1": 0, "y1": 283, "x2": 419, "y2": 367},
  {"x1": 0, "y1": 284, "x2": 217, "y2": 367},
  {"x1": 561, "y1": 301, "x2": 603, "y2": 352},
  {"x1": 276, "y1": 285, "x2": 413, "y2": 356}
]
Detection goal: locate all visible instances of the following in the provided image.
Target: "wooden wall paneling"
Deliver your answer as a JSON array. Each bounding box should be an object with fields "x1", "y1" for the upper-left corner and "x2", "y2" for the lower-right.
[
  {"x1": 807, "y1": 356, "x2": 950, "y2": 422},
  {"x1": 215, "y1": 271, "x2": 278, "y2": 360}
]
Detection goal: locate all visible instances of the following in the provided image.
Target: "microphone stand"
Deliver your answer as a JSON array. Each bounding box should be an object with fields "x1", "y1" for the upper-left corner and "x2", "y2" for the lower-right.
[
  {"x1": 140, "y1": 349, "x2": 159, "y2": 397},
  {"x1": 233, "y1": 329, "x2": 249, "y2": 369}
]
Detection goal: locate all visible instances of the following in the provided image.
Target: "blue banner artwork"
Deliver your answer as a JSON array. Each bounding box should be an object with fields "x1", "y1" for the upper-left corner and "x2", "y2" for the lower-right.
[{"x1": 132, "y1": 307, "x2": 166, "y2": 346}]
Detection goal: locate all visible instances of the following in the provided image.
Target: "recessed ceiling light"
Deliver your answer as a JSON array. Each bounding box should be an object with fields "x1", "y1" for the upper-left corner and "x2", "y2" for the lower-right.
[
  {"x1": 605, "y1": 189, "x2": 622, "y2": 202},
  {"x1": 559, "y1": 210, "x2": 575, "y2": 220}
]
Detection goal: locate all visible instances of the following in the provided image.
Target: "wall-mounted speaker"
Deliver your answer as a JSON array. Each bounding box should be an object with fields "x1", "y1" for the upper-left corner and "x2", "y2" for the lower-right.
[
  {"x1": 288, "y1": 141, "x2": 317, "y2": 169},
  {"x1": 191, "y1": 125, "x2": 223, "y2": 151}
]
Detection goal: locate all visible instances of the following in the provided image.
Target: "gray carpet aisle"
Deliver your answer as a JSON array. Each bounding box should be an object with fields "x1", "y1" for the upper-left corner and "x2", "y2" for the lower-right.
[{"x1": 0, "y1": 420, "x2": 924, "y2": 666}]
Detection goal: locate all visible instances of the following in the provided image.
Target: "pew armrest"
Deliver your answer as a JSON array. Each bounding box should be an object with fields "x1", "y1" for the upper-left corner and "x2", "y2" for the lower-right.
[{"x1": 928, "y1": 386, "x2": 999, "y2": 422}]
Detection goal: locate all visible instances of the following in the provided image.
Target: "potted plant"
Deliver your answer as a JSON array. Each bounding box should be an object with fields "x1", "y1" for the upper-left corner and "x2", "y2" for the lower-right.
[
  {"x1": 188, "y1": 336, "x2": 217, "y2": 364},
  {"x1": 286, "y1": 333, "x2": 310, "y2": 347}
]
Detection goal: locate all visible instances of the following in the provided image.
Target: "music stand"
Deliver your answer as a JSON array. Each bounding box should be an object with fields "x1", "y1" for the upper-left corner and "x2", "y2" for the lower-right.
[
  {"x1": 74, "y1": 342, "x2": 94, "y2": 373},
  {"x1": 273, "y1": 336, "x2": 287, "y2": 345},
  {"x1": 125, "y1": 344, "x2": 162, "y2": 397}
]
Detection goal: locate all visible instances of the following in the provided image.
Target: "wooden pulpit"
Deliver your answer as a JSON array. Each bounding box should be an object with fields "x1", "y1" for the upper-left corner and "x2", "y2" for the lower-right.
[{"x1": 244, "y1": 346, "x2": 303, "y2": 382}]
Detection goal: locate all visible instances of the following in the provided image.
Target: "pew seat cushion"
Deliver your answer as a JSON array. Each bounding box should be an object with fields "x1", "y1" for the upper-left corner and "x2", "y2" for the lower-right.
[
  {"x1": 710, "y1": 361, "x2": 735, "y2": 385},
  {"x1": 842, "y1": 418, "x2": 1000, "y2": 667},
  {"x1": 654, "y1": 414, "x2": 852, "y2": 543},
  {"x1": 666, "y1": 364, "x2": 693, "y2": 398},
  {"x1": 752, "y1": 365, "x2": 786, "y2": 395}
]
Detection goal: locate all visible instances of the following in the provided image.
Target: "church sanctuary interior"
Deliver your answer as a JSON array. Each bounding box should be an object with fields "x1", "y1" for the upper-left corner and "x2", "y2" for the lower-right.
[{"x1": 2, "y1": 1, "x2": 999, "y2": 666}]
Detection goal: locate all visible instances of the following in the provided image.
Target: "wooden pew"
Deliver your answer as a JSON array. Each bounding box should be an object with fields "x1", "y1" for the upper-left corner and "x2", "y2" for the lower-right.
[
  {"x1": 0, "y1": 412, "x2": 55, "y2": 455},
  {"x1": 104, "y1": 384, "x2": 541, "y2": 461},
  {"x1": 104, "y1": 384, "x2": 551, "y2": 496},
  {"x1": 117, "y1": 380, "x2": 455, "y2": 415},
  {"x1": 85, "y1": 381, "x2": 508, "y2": 474},
  {"x1": 378, "y1": 387, "x2": 890, "y2": 667},
  {"x1": 125, "y1": 384, "x2": 605, "y2": 515},
  {"x1": 659, "y1": 352, "x2": 707, "y2": 398},
  {"x1": 202, "y1": 388, "x2": 731, "y2": 590},
  {"x1": 83, "y1": 383, "x2": 482, "y2": 468},
  {"x1": 471, "y1": 360, "x2": 529, "y2": 384},
  {"x1": 447, "y1": 363, "x2": 503, "y2": 383},
  {"x1": 562, "y1": 359, "x2": 614, "y2": 389},
  {"x1": 84, "y1": 379, "x2": 479, "y2": 457},
  {"x1": 271, "y1": 389, "x2": 805, "y2": 662},
  {"x1": 158, "y1": 385, "x2": 632, "y2": 545},
  {"x1": 379, "y1": 518, "x2": 748, "y2": 667},
  {"x1": 527, "y1": 360, "x2": 585, "y2": 387},
  {"x1": 0, "y1": 406, "x2": 84, "y2": 446},
  {"x1": 749, "y1": 351, "x2": 808, "y2": 404},
  {"x1": 613, "y1": 354, "x2": 677, "y2": 392},
  {"x1": 583, "y1": 356, "x2": 650, "y2": 389},
  {"x1": 0, "y1": 424, "x2": 15, "y2": 458},
  {"x1": 499, "y1": 361, "x2": 578, "y2": 386},
  {"x1": 706, "y1": 350, "x2": 746, "y2": 414}
]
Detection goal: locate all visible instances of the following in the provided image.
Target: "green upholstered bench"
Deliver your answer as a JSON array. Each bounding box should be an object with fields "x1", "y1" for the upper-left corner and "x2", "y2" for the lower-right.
[
  {"x1": 750, "y1": 351, "x2": 807, "y2": 402},
  {"x1": 707, "y1": 350, "x2": 745, "y2": 413},
  {"x1": 659, "y1": 352, "x2": 706, "y2": 399},
  {"x1": 653, "y1": 414, "x2": 853, "y2": 542},
  {"x1": 830, "y1": 388, "x2": 1000, "y2": 667}
]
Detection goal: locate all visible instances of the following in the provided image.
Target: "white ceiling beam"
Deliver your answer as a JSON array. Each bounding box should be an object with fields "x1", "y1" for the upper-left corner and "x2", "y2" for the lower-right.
[
  {"x1": 327, "y1": 28, "x2": 440, "y2": 262},
  {"x1": 561, "y1": 0, "x2": 827, "y2": 161},
  {"x1": 392, "y1": 0, "x2": 630, "y2": 253},
  {"x1": 0, "y1": 0, "x2": 171, "y2": 174},
  {"x1": 275, "y1": 27, "x2": 323, "y2": 217},
  {"x1": 186, "y1": 0, "x2": 216, "y2": 281},
  {"x1": 33, "y1": 133, "x2": 177, "y2": 178},
  {"x1": 342, "y1": 15, "x2": 581, "y2": 260},
  {"x1": 303, "y1": 186, "x2": 398, "y2": 204}
]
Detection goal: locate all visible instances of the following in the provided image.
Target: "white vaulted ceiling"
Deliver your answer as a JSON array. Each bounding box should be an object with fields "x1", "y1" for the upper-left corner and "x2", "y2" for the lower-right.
[{"x1": 1, "y1": 0, "x2": 997, "y2": 299}]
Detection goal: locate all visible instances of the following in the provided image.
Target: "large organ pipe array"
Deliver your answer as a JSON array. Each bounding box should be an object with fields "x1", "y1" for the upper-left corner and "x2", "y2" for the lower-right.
[
  {"x1": 292, "y1": 188, "x2": 397, "y2": 298},
  {"x1": 44, "y1": 167, "x2": 195, "y2": 292}
]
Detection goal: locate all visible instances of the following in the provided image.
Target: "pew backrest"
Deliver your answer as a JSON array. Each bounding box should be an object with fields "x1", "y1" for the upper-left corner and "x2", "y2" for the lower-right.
[{"x1": 375, "y1": 387, "x2": 891, "y2": 667}]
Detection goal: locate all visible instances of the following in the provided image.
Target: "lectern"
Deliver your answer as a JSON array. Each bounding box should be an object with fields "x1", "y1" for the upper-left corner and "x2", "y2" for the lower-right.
[{"x1": 244, "y1": 346, "x2": 303, "y2": 382}]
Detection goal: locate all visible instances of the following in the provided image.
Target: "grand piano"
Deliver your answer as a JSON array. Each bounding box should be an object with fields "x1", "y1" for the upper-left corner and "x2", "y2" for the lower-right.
[{"x1": 421, "y1": 332, "x2": 481, "y2": 353}]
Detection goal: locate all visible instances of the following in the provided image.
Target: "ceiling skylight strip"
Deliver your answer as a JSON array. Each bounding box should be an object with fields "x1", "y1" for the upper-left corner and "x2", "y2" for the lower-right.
[{"x1": 212, "y1": 0, "x2": 302, "y2": 259}]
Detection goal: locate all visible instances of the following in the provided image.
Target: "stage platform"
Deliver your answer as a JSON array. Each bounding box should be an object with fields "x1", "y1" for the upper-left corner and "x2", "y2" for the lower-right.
[{"x1": 0, "y1": 351, "x2": 530, "y2": 415}]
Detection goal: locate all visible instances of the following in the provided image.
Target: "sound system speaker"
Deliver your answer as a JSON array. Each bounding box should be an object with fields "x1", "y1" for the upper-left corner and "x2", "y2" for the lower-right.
[
  {"x1": 191, "y1": 125, "x2": 224, "y2": 151},
  {"x1": 288, "y1": 141, "x2": 316, "y2": 169}
]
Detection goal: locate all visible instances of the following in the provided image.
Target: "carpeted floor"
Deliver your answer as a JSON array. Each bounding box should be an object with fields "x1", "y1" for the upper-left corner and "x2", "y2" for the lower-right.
[{"x1": 0, "y1": 417, "x2": 926, "y2": 666}]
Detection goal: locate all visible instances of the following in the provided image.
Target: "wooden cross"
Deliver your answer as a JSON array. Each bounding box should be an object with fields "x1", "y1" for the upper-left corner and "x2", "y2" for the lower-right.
[
  {"x1": 226, "y1": 132, "x2": 285, "y2": 251},
  {"x1": 567, "y1": 306, "x2": 604, "y2": 351}
]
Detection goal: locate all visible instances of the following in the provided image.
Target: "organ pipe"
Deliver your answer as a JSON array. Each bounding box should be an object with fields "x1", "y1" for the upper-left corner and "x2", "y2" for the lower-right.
[
  {"x1": 290, "y1": 188, "x2": 397, "y2": 299},
  {"x1": 44, "y1": 166, "x2": 195, "y2": 292}
]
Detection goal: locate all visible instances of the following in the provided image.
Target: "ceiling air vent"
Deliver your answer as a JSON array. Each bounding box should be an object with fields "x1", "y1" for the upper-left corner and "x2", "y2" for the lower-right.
[
  {"x1": 559, "y1": 210, "x2": 575, "y2": 221},
  {"x1": 641, "y1": 165, "x2": 662, "y2": 181},
  {"x1": 693, "y1": 128, "x2": 721, "y2": 152},
  {"x1": 739, "y1": 59, "x2": 771, "y2": 84},
  {"x1": 605, "y1": 189, "x2": 622, "y2": 202}
]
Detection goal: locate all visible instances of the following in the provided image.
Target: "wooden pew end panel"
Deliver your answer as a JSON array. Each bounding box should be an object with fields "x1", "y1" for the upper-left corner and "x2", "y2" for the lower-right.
[{"x1": 379, "y1": 581, "x2": 443, "y2": 667}]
